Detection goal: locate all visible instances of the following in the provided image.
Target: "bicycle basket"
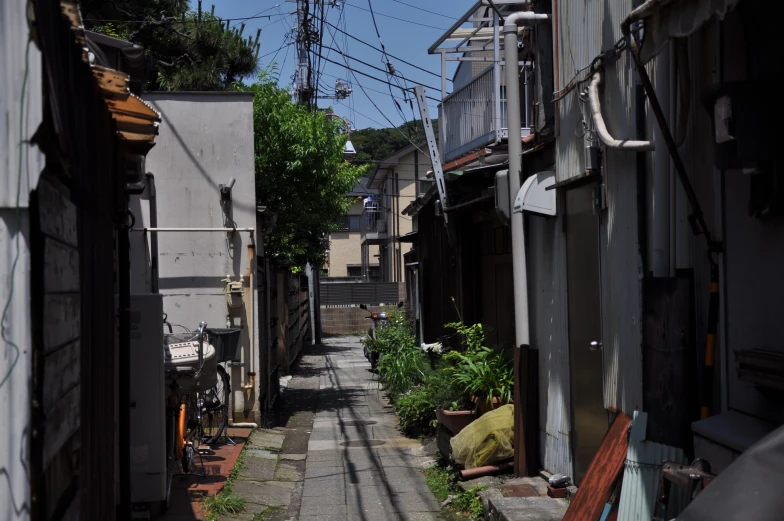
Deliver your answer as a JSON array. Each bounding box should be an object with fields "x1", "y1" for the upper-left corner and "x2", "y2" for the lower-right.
[{"x1": 206, "y1": 328, "x2": 242, "y2": 363}]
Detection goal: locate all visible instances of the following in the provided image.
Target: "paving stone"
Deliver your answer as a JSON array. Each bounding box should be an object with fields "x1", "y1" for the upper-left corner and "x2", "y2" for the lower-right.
[
  {"x1": 249, "y1": 429, "x2": 286, "y2": 451},
  {"x1": 262, "y1": 480, "x2": 296, "y2": 490},
  {"x1": 237, "y1": 453, "x2": 278, "y2": 481},
  {"x1": 232, "y1": 480, "x2": 292, "y2": 508},
  {"x1": 304, "y1": 465, "x2": 344, "y2": 479},
  {"x1": 302, "y1": 477, "x2": 347, "y2": 498},
  {"x1": 273, "y1": 463, "x2": 301, "y2": 482},
  {"x1": 300, "y1": 494, "x2": 347, "y2": 508},
  {"x1": 487, "y1": 496, "x2": 568, "y2": 521},
  {"x1": 280, "y1": 453, "x2": 307, "y2": 461},
  {"x1": 298, "y1": 504, "x2": 347, "y2": 517}
]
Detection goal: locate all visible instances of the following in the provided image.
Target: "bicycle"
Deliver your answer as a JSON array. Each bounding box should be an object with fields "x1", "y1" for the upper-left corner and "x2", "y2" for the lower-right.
[{"x1": 160, "y1": 317, "x2": 230, "y2": 511}]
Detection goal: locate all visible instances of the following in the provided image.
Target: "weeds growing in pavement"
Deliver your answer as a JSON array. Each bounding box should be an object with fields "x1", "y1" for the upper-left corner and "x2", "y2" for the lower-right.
[
  {"x1": 424, "y1": 461, "x2": 488, "y2": 520},
  {"x1": 203, "y1": 443, "x2": 248, "y2": 521}
]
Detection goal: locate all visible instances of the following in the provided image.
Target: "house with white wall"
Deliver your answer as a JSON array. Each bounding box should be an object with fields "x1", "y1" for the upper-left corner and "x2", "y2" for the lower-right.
[{"x1": 129, "y1": 92, "x2": 262, "y2": 425}]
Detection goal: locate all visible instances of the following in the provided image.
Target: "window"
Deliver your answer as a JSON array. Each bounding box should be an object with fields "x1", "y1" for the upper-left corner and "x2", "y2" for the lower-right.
[
  {"x1": 418, "y1": 178, "x2": 434, "y2": 196},
  {"x1": 335, "y1": 215, "x2": 361, "y2": 232},
  {"x1": 347, "y1": 266, "x2": 362, "y2": 277}
]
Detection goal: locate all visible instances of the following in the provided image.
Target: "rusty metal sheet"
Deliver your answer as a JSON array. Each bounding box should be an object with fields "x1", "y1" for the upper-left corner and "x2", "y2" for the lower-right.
[{"x1": 562, "y1": 412, "x2": 632, "y2": 521}]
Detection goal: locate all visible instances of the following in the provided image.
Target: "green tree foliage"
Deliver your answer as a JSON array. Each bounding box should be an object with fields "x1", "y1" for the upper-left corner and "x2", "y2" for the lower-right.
[
  {"x1": 236, "y1": 72, "x2": 368, "y2": 265},
  {"x1": 350, "y1": 119, "x2": 438, "y2": 166},
  {"x1": 81, "y1": 0, "x2": 260, "y2": 91}
]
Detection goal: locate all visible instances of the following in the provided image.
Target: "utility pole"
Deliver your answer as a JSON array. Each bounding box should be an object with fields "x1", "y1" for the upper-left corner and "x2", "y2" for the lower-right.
[{"x1": 294, "y1": 0, "x2": 313, "y2": 106}]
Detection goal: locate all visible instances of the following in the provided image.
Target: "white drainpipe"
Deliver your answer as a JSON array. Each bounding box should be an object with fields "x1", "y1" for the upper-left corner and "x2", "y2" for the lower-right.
[
  {"x1": 588, "y1": 70, "x2": 654, "y2": 151},
  {"x1": 503, "y1": 11, "x2": 550, "y2": 349}
]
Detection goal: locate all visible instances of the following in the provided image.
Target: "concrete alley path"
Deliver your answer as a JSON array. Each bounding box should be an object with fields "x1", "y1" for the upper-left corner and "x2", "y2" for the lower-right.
[
  {"x1": 224, "y1": 335, "x2": 444, "y2": 521},
  {"x1": 299, "y1": 335, "x2": 443, "y2": 521}
]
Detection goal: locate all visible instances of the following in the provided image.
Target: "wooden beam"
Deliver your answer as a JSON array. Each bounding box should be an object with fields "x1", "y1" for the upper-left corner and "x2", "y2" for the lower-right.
[{"x1": 562, "y1": 413, "x2": 633, "y2": 521}]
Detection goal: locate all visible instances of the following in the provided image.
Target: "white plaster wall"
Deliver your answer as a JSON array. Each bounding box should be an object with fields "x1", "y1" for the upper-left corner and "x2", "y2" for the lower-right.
[{"x1": 131, "y1": 92, "x2": 260, "y2": 422}]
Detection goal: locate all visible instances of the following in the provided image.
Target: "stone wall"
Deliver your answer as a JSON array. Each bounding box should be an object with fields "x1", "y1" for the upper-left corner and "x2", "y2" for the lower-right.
[{"x1": 320, "y1": 305, "x2": 391, "y2": 335}]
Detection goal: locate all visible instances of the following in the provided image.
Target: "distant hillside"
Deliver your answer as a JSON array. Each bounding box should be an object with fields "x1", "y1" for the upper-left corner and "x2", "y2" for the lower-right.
[{"x1": 351, "y1": 119, "x2": 438, "y2": 166}]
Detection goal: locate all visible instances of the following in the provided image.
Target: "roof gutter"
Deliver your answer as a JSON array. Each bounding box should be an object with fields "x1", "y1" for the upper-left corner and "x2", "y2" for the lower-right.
[{"x1": 588, "y1": 70, "x2": 654, "y2": 151}]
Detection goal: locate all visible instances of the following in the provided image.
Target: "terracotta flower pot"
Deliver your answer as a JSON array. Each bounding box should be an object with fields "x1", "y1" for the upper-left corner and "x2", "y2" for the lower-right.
[
  {"x1": 472, "y1": 395, "x2": 509, "y2": 417},
  {"x1": 435, "y1": 409, "x2": 474, "y2": 435}
]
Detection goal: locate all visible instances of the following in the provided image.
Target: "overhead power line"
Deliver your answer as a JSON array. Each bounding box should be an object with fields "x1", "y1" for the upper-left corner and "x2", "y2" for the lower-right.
[
  {"x1": 230, "y1": 3, "x2": 284, "y2": 28},
  {"x1": 319, "y1": 45, "x2": 440, "y2": 93},
  {"x1": 315, "y1": 52, "x2": 441, "y2": 102},
  {"x1": 343, "y1": 1, "x2": 449, "y2": 31},
  {"x1": 312, "y1": 14, "x2": 448, "y2": 81},
  {"x1": 391, "y1": 0, "x2": 458, "y2": 20},
  {"x1": 339, "y1": 68, "x2": 430, "y2": 157}
]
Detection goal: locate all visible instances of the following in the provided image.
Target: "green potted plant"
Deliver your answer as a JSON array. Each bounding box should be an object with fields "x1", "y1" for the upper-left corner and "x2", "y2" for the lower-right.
[
  {"x1": 428, "y1": 353, "x2": 474, "y2": 435},
  {"x1": 435, "y1": 401, "x2": 475, "y2": 435},
  {"x1": 452, "y1": 345, "x2": 514, "y2": 416},
  {"x1": 443, "y1": 302, "x2": 514, "y2": 417}
]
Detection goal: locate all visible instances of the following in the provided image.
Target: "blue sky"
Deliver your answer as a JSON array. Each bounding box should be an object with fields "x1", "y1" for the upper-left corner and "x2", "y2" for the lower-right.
[{"x1": 191, "y1": 0, "x2": 477, "y2": 129}]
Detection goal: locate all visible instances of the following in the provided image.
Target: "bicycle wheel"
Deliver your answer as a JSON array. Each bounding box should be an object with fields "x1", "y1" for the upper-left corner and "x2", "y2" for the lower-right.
[{"x1": 201, "y1": 365, "x2": 231, "y2": 445}]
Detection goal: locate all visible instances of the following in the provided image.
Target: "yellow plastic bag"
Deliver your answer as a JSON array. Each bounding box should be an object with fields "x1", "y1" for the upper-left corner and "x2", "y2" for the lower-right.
[{"x1": 450, "y1": 404, "x2": 514, "y2": 469}]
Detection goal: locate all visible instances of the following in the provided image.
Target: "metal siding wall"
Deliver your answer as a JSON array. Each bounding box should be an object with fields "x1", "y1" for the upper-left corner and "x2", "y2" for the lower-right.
[
  {"x1": 528, "y1": 214, "x2": 573, "y2": 477},
  {"x1": 0, "y1": 1, "x2": 42, "y2": 517},
  {"x1": 554, "y1": 0, "x2": 644, "y2": 414}
]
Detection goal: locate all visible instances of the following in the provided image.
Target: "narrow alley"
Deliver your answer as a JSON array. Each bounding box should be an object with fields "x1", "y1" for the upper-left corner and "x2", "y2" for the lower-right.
[
  {"x1": 299, "y1": 336, "x2": 443, "y2": 520},
  {"x1": 230, "y1": 336, "x2": 444, "y2": 521}
]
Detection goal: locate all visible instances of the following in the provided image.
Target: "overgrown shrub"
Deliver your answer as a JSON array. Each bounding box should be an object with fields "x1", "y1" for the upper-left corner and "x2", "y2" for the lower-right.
[{"x1": 395, "y1": 386, "x2": 435, "y2": 436}]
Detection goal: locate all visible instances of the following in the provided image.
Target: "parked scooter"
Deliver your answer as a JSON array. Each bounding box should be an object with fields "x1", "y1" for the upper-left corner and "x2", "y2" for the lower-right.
[{"x1": 361, "y1": 301, "x2": 404, "y2": 365}]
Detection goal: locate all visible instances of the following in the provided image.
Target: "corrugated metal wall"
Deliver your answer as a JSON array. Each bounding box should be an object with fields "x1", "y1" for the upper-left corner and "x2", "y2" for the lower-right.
[
  {"x1": 0, "y1": 1, "x2": 43, "y2": 518},
  {"x1": 554, "y1": 0, "x2": 644, "y2": 414},
  {"x1": 528, "y1": 213, "x2": 573, "y2": 477}
]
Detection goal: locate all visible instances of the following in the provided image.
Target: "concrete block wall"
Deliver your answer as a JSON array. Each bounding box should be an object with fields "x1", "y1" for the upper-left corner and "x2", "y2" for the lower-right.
[{"x1": 320, "y1": 305, "x2": 392, "y2": 335}]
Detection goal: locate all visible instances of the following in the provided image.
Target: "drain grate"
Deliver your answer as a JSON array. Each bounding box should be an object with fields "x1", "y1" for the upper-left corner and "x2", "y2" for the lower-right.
[
  {"x1": 340, "y1": 440, "x2": 386, "y2": 447},
  {"x1": 339, "y1": 420, "x2": 377, "y2": 427}
]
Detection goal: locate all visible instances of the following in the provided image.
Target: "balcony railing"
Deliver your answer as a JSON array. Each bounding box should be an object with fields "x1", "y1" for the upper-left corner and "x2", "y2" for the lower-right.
[
  {"x1": 440, "y1": 64, "x2": 532, "y2": 163},
  {"x1": 361, "y1": 207, "x2": 387, "y2": 240}
]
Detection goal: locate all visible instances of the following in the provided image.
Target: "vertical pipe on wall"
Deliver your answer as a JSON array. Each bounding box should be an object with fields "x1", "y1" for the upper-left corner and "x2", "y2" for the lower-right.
[
  {"x1": 146, "y1": 174, "x2": 159, "y2": 293},
  {"x1": 493, "y1": 10, "x2": 502, "y2": 142},
  {"x1": 504, "y1": 12, "x2": 548, "y2": 348},
  {"x1": 118, "y1": 213, "x2": 131, "y2": 521},
  {"x1": 668, "y1": 43, "x2": 677, "y2": 277},
  {"x1": 504, "y1": 8, "x2": 550, "y2": 478},
  {"x1": 652, "y1": 44, "x2": 672, "y2": 277}
]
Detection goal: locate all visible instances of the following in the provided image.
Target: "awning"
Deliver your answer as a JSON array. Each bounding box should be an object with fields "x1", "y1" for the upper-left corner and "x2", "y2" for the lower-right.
[
  {"x1": 513, "y1": 171, "x2": 556, "y2": 216},
  {"x1": 396, "y1": 231, "x2": 418, "y2": 243},
  {"x1": 64, "y1": 6, "x2": 160, "y2": 155},
  {"x1": 631, "y1": 0, "x2": 742, "y2": 63}
]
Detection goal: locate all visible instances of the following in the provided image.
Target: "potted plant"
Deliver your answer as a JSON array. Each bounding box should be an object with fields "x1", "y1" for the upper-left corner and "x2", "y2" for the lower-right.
[
  {"x1": 425, "y1": 355, "x2": 474, "y2": 435},
  {"x1": 452, "y1": 345, "x2": 514, "y2": 417},
  {"x1": 435, "y1": 401, "x2": 475, "y2": 435},
  {"x1": 443, "y1": 305, "x2": 514, "y2": 417}
]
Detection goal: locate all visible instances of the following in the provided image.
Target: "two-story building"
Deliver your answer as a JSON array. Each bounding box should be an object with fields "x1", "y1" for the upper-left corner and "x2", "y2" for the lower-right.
[
  {"x1": 325, "y1": 176, "x2": 381, "y2": 281},
  {"x1": 362, "y1": 143, "x2": 434, "y2": 283},
  {"x1": 410, "y1": 0, "x2": 781, "y2": 516}
]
